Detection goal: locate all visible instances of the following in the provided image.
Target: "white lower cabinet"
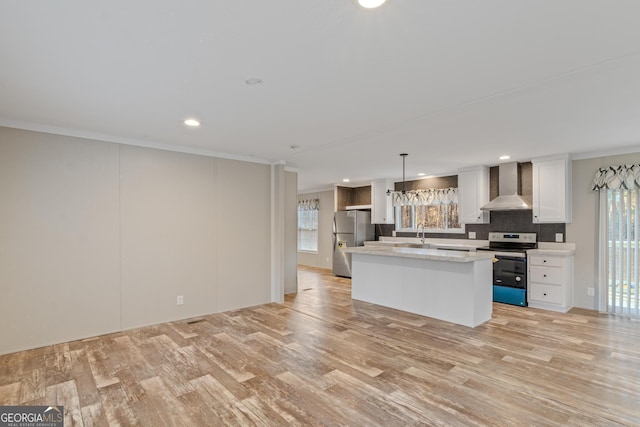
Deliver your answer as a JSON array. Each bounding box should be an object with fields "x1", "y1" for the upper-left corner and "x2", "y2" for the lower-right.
[
  {"x1": 527, "y1": 252, "x2": 574, "y2": 312},
  {"x1": 529, "y1": 283, "x2": 563, "y2": 305}
]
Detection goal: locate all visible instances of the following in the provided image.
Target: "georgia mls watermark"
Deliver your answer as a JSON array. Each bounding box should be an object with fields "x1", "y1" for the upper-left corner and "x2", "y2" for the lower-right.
[{"x1": 0, "y1": 406, "x2": 63, "y2": 427}]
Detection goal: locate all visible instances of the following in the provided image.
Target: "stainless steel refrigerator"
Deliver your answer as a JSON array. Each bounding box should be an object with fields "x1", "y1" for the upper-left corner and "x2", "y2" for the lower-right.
[{"x1": 332, "y1": 210, "x2": 374, "y2": 278}]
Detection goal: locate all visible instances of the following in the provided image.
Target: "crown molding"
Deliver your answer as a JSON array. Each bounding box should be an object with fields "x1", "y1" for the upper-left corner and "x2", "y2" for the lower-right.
[{"x1": 0, "y1": 118, "x2": 273, "y2": 165}]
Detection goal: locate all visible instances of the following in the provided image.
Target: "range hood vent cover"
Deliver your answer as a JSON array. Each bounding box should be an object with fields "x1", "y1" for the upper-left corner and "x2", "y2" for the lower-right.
[{"x1": 480, "y1": 162, "x2": 532, "y2": 211}]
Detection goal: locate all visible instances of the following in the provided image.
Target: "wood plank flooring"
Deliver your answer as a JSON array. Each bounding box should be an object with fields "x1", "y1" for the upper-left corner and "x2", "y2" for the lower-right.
[{"x1": 1, "y1": 265, "x2": 640, "y2": 426}]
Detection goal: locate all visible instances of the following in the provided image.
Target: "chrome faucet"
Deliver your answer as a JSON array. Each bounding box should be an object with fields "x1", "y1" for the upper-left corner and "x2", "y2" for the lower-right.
[{"x1": 417, "y1": 223, "x2": 426, "y2": 244}]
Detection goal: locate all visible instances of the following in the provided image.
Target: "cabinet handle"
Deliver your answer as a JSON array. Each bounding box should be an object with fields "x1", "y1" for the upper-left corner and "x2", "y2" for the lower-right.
[
  {"x1": 543, "y1": 274, "x2": 547, "y2": 277},
  {"x1": 543, "y1": 259, "x2": 547, "y2": 263},
  {"x1": 543, "y1": 293, "x2": 547, "y2": 296}
]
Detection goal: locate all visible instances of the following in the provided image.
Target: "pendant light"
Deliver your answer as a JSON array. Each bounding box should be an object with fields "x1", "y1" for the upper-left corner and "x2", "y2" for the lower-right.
[
  {"x1": 385, "y1": 154, "x2": 458, "y2": 208},
  {"x1": 387, "y1": 153, "x2": 409, "y2": 196}
]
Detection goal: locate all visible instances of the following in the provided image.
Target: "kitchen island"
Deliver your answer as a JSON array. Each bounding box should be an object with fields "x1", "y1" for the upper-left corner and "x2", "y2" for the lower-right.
[{"x1": 343, "y1": 246, "x2": 495, "y2": 327}]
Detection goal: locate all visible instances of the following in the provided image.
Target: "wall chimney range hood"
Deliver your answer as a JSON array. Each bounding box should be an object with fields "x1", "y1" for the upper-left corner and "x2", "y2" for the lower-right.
[{"x1": 480, "y1": 162, "x2": 532, "y2": 211}]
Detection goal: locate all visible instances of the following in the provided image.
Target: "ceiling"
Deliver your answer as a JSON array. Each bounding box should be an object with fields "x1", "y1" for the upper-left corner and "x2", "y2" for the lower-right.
[{"x1": 2, "y1": 1, "x2": 640, "y2": 192}]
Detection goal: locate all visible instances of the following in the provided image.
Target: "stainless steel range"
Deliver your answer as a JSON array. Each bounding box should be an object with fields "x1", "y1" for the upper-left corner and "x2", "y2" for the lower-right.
[{"x1": 476, "y1": 232, "x2": 537, "y2": 307}]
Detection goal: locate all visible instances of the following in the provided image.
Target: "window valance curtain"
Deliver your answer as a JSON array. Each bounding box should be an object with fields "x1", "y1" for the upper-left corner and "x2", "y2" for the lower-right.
[
  {"x1": 592, "y1": 164, "x2": 640, "y2": 191},
  {"x1": 392, "y1": 188, "x2": 458, "y2": 207},
  {"x1": 298, "y1": 199, "x2": 319, "y2": 211}
]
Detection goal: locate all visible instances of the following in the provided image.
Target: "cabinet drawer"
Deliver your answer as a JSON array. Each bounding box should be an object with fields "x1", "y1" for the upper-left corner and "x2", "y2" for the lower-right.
[
  {"x1": 529, "y1": 266, "x2": 563, "y2": 285},
  {"x1": 528, "y1": 255, "x2": 564, "y2": 267},
  {"x1": 529, "y1": 284, "x2": 562, "y2": 304}
]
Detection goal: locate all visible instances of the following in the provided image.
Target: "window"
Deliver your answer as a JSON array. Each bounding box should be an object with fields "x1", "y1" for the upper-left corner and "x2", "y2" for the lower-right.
[
  {"x1": 298, "y1": 199, "x2": 319, "y2": 252},
  {"x1": 394, "y1": 188, "x2": 462, "y2": 233},
  {"x1": 594, "y1": 164, "x2": 640, "y2": 316}
]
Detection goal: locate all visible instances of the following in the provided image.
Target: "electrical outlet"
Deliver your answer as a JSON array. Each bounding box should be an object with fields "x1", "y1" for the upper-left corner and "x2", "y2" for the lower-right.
[
  {"x1": 555, "y1": 233, "x2": 564, "y2": 243},
  {"x1": 177, "y1": 295, "x2": 184, "y2": 305},
  {"x1": 468, "y1": 231, "x2": 476, "y2": 239},
  {"x1": 587, "y1": 288, "x2": 594, "y2": 297}
]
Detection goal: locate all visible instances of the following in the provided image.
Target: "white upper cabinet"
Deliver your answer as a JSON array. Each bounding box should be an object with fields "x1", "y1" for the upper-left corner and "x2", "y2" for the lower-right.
[
  {"x1": 371, "y1": 179, "x2": 395, "y2": 224},
  {"x1": 458, "y1": 166, "x2": 490, "y2": 224},
  {"x1": 532, "y1": 155, "x2": 572, "y2": 223}
]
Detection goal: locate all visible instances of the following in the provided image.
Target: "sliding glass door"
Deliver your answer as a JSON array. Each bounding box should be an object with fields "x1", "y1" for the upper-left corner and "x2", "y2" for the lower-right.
[{"x1": 604, "y1": 188, "x2": 639, "y2": 316}]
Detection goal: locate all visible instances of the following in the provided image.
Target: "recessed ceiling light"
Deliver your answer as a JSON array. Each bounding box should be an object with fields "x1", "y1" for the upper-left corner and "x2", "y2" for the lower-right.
[
  {"x1": 245, "y1": 78, "x2": 263, "y2": 86},
  {"x1": 418, "y1": 173, "x2": 426, "y2": 176},
  {"x1": 358, "y1": 0, "x2": 386, "y2": 8},
  {"x1": 184, "y1": 119, "x2": 200, "y2": 127},
  {"x1": 342, "y1": 178, "x2": 350, "y2": 183},
  {"x1": 499, "y1": 155, "x2": 511, "y2": 160}
]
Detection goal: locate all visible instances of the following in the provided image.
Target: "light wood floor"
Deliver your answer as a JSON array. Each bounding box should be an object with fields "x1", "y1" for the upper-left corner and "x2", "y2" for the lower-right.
[{"x1": 1, "y1": 266, "x2": 639, "y2": 426}]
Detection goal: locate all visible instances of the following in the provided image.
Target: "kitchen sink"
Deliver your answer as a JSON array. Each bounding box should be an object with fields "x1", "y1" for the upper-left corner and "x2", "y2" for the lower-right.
[{"x1": 395, "y1": 243, "x2": 431, "y2": 249}]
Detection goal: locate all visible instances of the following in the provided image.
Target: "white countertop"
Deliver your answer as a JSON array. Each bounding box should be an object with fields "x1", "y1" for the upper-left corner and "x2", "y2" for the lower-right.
[
  {"x1": 377, "y1": 236, "x2": 489, "y2": 248},
  {"x1": 363, "y1": 241, "x2": 406, "y2": 247},
  {"x1": 368, "y1": 237, "x2": 577, "y2": 256},
  {"x1": 429, "y1": 242, "x2": 480, "y2": 251},
  {"x1": 527, "y1": 248, "x2": 575, "y2": 256},
  {"x1": 365, "y1": 238, "x2": 485, "y2": 251},
  {"x1": 530, "y1": 242, "x2": 576, "y2": 256},
  {"x1": 343, "y1": 246, "x2": 495, "y2": 263}
]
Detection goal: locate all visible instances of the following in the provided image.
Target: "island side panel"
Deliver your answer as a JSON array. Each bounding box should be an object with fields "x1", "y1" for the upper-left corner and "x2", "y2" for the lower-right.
[
  {"x1": 471, "y1": 259, "x2": 493, "y2": 326},
  {"x1": 402, "y1": 256, "x2": 478, "y2": 327},
  {"x1": 352, "y1": 253, "x2": 404, "y2": 309},
  {"x1": 351, "y1": 253, "x2": 492, "y2": 327}
]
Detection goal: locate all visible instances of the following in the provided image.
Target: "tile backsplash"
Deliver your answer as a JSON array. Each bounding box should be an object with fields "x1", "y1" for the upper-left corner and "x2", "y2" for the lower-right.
[
  {"x1": 466, "y1": 210, "x2": 565, "y2": 242},
  {"x1": 376, "y1": 210, "x2": 565, "y2": 242}
]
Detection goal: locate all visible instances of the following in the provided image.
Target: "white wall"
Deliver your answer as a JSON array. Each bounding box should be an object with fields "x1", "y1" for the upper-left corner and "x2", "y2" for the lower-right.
[
  {"x1": 297, "y1": 189, "x2": 334, "y2": 269},
  {"x1": 215, "y1": 158, "x2": 272, "y2": 311},
  {"x1": 284, "y1": 171, "x2": 298, "y2": 293},
  {"x1": 119, "y1": 146, "x2": 218, "y2": 328},
  {"x1": 0, "y1": 128, "x2": 121, "y2": 353},
  {"x1": 0, "y1": 126, "x2": 273, "y2": 354},
  {"x1": 567, "y1": 151, "x2": 640, "y2": 309}
]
